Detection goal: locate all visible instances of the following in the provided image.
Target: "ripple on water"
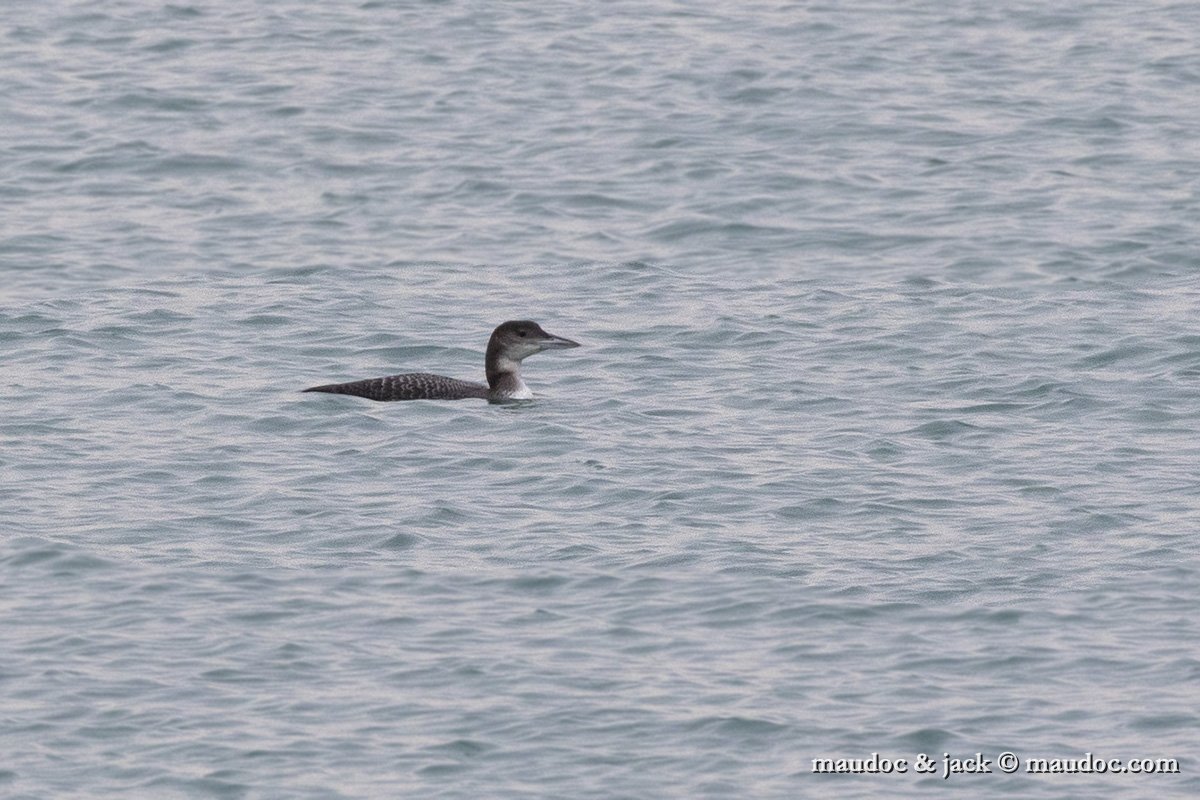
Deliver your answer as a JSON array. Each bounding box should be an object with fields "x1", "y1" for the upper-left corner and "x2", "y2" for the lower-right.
[{"x1": 3, "y1": 1, "x2": 1200, "y2": 797}]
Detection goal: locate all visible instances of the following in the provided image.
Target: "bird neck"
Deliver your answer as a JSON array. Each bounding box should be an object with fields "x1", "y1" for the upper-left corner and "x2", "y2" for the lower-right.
[
  {"x1": 486, "y1": 338, "x2": 533, "y2": 399},
  {"x1": 486, "y1": 354, "x2": 519, "y2": 384},
  {"x1": 488, "y1": 370, "x2": 530, "y2": 399}
]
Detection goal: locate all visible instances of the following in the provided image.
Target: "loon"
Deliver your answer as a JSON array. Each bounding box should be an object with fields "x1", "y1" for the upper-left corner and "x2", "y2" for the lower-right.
[{"x1": 302, "y1": 320, "x2": 580, "y2": 402}]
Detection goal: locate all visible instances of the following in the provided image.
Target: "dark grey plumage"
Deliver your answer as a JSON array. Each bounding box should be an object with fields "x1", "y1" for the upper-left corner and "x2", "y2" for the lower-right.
[
  {"x1": 302, "y1": 373, "x2": 489, "y2": 401},
  {"x1": 303, "y1": 320, "x2": 579, "y2": 403}
]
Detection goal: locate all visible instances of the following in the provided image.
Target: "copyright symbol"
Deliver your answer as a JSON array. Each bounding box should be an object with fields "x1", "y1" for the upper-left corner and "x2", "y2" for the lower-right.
[{"x1": 997, "y1": 752, "x2": 1019, "y2": 773}]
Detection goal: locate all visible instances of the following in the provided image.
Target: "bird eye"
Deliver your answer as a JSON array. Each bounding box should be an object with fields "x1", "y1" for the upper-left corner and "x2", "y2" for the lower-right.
[{"x1": 518, "y1": 330, "x2": 527, "y2": 337}]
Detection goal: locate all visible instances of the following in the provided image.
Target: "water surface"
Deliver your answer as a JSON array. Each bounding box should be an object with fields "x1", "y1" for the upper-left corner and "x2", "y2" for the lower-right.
[{"x1": 2, "y1": 2, "x2": 1198, "y2": 798}]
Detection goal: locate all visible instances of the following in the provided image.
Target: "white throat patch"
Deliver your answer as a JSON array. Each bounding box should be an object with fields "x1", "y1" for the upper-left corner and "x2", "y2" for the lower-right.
[{"x1": 504, "y1": 378, "x2": 533, "y2": 400}]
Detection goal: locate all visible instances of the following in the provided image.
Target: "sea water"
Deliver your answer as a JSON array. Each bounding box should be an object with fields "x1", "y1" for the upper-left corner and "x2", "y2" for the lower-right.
[{"x1": 2, "y1": 2, "x2": 1198, "y2": 797}]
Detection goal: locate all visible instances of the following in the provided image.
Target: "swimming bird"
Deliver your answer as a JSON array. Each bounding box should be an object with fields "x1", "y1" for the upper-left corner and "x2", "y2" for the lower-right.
[{"x1": 303, "y1": 320, "x2": 580, "y2": 402}]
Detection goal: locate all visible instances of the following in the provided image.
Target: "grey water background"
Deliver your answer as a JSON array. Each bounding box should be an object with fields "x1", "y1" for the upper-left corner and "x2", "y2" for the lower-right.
[{"x1": 2, "y1": 0, "x2": 1198, "y2": 797}]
